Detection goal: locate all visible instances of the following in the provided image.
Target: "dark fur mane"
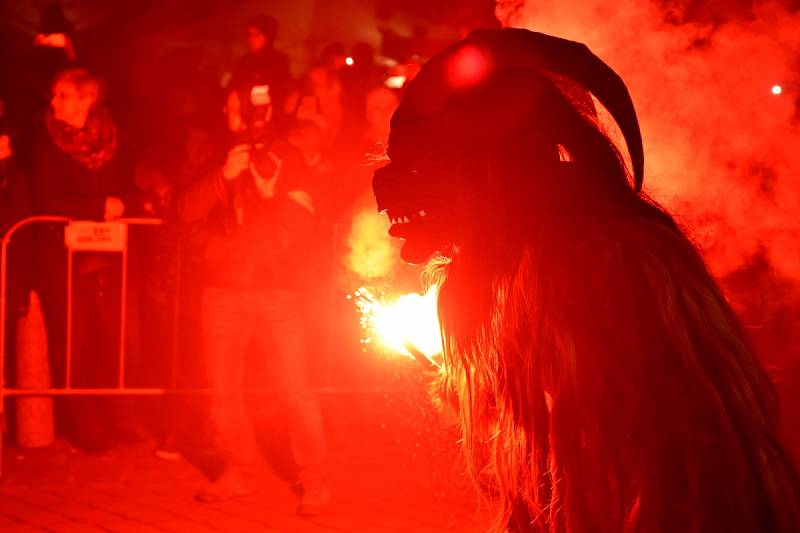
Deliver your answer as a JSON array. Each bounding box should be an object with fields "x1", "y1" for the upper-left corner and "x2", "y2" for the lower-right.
[{"x1": 425, "y1": 103, "x2": 800, "y2": 530}]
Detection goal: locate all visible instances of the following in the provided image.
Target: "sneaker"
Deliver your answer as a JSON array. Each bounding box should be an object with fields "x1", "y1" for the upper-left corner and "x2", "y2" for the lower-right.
[
  {"x1": 153, "y1": 447, "x2": 181, "y2": 461},
  {"x1": 297, "y1": 481, "x2": 330, "y2": 517},
  {"x1": 153, "y1": 436, "x2": 181, "y2": 461},
  {"x1": 195, "y1": 468, "x2": 256, "y2": 503}
]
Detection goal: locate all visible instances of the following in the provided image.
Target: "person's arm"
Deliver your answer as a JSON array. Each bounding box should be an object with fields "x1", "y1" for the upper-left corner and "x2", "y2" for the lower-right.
[
  {"x1": 176, "y1": 169, "x2": 230, "y2": 223},
  {"x1": 275, "y1": 193, "x2": 314, "y2": 257},
  {"x1": 273, "y1": 148, "x2": 313, "y2": 240},
  {"x1": 176, "y1": 144, "x2": 252, "y2": 222},
  {"x1": 0, "y1": 165, "x2": 31, "y2": 234}
]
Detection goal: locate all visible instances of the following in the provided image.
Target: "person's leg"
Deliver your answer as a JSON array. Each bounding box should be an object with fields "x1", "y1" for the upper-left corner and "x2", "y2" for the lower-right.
[
  {"x1": 67, "y1": 269, "x2": 112, "y2": 453},
  {"x1": 146, "y1": 280, "x2": 181, "y2": 457},
  {"x1": 32, "y1": 229, "x2": 70, "y2": 441},
  {"x1": 253, "y1": 289, "x2": 328, "y2": 515},
  {"x1": 36, "y1": 262, "x2": 68, "y2": 440},
  {"x1": 196, "y1": 286, "x2": 257, "y2": 502},
  {"x1": 94, "y1": 264, "x2": 145, "y2": 443}
]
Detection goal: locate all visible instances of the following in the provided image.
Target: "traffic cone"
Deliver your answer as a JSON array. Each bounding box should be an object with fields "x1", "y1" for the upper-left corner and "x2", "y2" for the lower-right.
[{"x1": 15, "y1": 290, "x2": 55, "y2": 448}]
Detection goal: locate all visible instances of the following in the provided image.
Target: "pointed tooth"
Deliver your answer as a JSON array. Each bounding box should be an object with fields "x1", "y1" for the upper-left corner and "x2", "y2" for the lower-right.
[
  {"x1": 419, "y1": 209, "x2": 427, "y2": 217},
  {"x1": 402, "y1": 215, "x2": 410, "y2": 223}
]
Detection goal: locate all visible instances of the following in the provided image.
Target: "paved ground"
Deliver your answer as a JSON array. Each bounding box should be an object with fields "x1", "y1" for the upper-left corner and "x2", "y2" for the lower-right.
[{"x1": 0, "y1": 387, "x2": 491, "y2": 533}]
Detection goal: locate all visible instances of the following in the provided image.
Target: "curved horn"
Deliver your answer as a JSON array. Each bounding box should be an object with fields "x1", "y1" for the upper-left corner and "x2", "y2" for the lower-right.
[{"x1": 466, "y1": 29, "x2": 644, "y2": 191}]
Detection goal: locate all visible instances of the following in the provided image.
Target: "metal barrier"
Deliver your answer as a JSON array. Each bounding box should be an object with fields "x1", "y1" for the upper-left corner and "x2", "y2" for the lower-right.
[
  {"x1": 1, "y1": 218, "x2": 170, "y2": 476},
  {"x1": 0, "y1": 216, "x2": 399, "y2": 477},
  {"x1": 1, "y1": 216, "x2": 165, "y2": 397}
]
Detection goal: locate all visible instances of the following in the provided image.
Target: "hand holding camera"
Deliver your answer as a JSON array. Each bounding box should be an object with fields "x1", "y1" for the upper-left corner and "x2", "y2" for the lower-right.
[{"x1": 222, "y1": 144, "x2": 251, "y2": 180}]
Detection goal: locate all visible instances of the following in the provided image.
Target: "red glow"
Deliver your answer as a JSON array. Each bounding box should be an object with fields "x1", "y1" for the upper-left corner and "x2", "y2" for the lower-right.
[{"x1": 447, "y1": 45, "x2": 489, "y2": 88}]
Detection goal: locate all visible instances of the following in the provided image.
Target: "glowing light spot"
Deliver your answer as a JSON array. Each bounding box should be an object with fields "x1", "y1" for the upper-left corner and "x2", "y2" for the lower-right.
[
  {"x1": 557, "y1": 143, "x2": 573, "y2": 162},
  {"x1": 345, "y1": 56, "x2": 354, "y2": 66},
  {"x1": 355, "y1": 286, "x2": 442, "y2": 359},
  {"x1": 771, "y1": 85, "x2": 782, "y2": 95},
  {"x1": 385, "y1": 75, "x2": 407, "y2": 89},
  {"x1": 447, "y1": 45, "x2": 489, "y2": 88}
]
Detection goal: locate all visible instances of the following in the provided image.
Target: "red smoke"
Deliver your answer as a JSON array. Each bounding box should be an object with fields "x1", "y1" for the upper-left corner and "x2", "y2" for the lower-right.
[{"x1": 495, "y1": 0, "x2": 800, "y2": 281}]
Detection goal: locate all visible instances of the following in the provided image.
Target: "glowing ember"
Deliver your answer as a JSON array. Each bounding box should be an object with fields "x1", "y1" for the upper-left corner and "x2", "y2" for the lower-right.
[
  {"x1": 352, "y1": 286, "x2": 442, "y2": 359},
  {"x1": 771, "y1": 84, "x2": 782, "y2": 95}
]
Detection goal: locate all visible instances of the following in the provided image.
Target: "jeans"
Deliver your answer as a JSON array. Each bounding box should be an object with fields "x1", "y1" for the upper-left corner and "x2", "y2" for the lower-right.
[
  {"x1": 39, "y1": 255, "x2": 127, "y2": 450},
  {"x1": 202, "y1": 286, "x2": 326, "y2": 484}
]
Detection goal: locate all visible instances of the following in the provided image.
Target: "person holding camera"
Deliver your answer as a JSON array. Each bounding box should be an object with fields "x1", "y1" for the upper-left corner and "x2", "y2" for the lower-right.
[{"x1": 177, "y1": 123, "x2": 328, "y2": 515}]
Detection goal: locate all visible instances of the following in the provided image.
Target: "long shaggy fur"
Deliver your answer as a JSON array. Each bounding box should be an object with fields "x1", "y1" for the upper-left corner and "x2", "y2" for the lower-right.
[{"x1": 424, "y1": 71, "x2": 800, "y2": 532}]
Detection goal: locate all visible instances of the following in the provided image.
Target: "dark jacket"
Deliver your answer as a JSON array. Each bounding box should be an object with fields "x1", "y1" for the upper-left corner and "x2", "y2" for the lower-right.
[
  {"x1": 0, "y1": 156, "x2": 31, "y2": 234},
  {"x1": 176, "y1": 157, "x2": 314, "y2": 290},
  {"x1": 28, "y1": 124, "x2": 130, "y2": 294},
  {"x1": 0, "y1": 156, "x2": 33, "y2": 318},
  {"x1": 29, "y1": 126, "x2": 127, "y2": 220}
]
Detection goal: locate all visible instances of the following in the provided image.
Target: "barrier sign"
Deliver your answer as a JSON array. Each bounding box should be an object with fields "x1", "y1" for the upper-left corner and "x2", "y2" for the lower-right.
[{"x1": 64, "y1": 221, "x2": 127, "y2": 252}]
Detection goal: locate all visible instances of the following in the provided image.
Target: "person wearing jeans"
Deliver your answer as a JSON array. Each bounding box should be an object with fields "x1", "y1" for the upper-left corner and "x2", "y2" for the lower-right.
[{"x1": 177, "y1": 141, "x2": 328, "y2": 516}]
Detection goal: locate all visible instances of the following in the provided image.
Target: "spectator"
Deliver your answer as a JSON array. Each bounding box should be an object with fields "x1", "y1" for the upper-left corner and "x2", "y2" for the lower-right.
[
  {"x1": 317, "y1": 42, "x2": 347, "y2": 72},
  {"x1": 134, "y1": 115, "x2": 225, "y2": 459},
  {"x1": 0, "y1": 119, "x2": 30, "y2": 234},
  {"x1": 340, "y1": 42, "x2": 385, "y2": 121},
  {"x1": 135, "y1": 114, "x2": 226, "y2": 219},
  {"x1": 363, "y1": 86, "x2": 398, "y2": 148},
  {"x1": 177, "y1": 110, "x2": 328, "y2": 515},
  {"x1": 29, "y1": 68, "x2": 132, "y2": 454},
  {"x1": 284, "y1": 66, "x2": 343, "y2": 148},
  {"x1": 227, "y1": 15, "x2": 293, "y2": 135},
  {"x1": 36, "y1": 3, "x2": 77, "y2": 62},
  {"x1": 0, "y1": 118, "x2": 32, "y2": 330},
  {"x1": 31, "y1": 69, "x2": 126, "y2": 220},
  {"x1": 15, "y1": 3, "x2": 78, "y2": 148},
  {"x1": 286, "y1": 119, "x2": 333, "y2": 196},
  {"x1": 329, "y1": 86, "x2": 399, "y2": 222}
]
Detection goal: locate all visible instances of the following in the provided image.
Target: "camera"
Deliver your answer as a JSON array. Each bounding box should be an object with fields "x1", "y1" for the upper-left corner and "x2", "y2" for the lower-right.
[
  {"x1": 244, "y1": 84, "x2": 275, "y2": 147},
  {"x1": 235, "y1": 84, "x2": 281, "y2": 179}
]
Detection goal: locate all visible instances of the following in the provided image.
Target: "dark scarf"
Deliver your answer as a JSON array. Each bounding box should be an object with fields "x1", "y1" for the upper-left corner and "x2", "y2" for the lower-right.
[{"x1": 46, "y1": 108, "x2": 118, "y2": 171}]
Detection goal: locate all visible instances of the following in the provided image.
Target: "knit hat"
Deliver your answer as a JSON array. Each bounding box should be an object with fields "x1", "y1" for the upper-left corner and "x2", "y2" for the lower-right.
[{"x1": 246, "y1": 15, "x2": 278, "y2": 46}]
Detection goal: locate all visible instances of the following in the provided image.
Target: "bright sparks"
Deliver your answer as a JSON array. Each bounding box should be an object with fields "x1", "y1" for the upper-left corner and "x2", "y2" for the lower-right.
[
  {"x1": 352, "y1": 286, "x2": 443, "y2": 359},
  {"x1": 771, "y1": 85, "x2": 782, "y2": 95},
  {"x1": 345, "y1": 56, "x2": 355, "y2": 66}
]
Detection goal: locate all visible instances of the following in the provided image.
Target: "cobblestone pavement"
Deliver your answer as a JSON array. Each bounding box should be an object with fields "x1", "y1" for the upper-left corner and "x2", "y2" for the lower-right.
[{"x1": 0, "y1": 391, "x2": 491, "y2": 532}]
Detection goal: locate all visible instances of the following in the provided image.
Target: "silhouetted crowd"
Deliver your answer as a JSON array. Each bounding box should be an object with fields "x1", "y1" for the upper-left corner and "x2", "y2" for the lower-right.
[{"x1": 1, "y1": 6, "x2": 411, "y2": 515}]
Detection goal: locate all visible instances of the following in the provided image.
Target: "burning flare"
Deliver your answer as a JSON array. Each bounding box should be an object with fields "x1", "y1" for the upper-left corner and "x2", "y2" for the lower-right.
[{"x1": 352, "y1": 286, "x2": 443, "y2": 360}]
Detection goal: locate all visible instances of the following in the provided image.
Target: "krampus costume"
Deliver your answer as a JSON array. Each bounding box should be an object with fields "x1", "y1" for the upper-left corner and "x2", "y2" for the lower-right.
[{"x1": 373, "y1": 29, "x2": 800, "y2": 532}]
